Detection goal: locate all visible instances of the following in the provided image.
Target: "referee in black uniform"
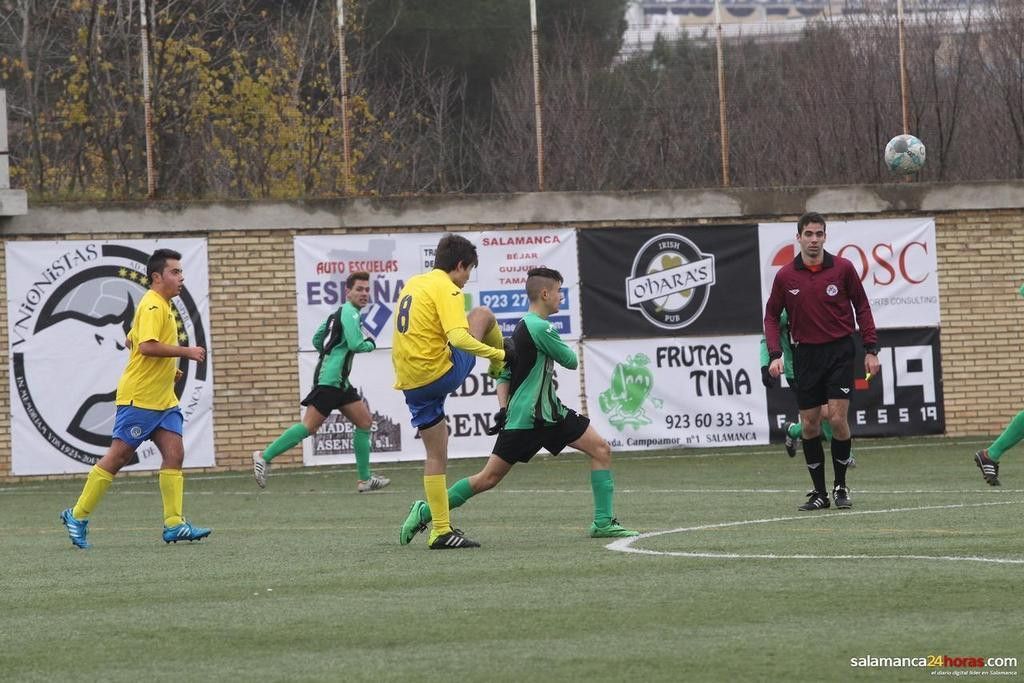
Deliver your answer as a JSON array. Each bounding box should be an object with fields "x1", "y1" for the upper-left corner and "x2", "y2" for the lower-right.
[{"x1": 764, "y1": 212, "x2": 881, "y2": 511}]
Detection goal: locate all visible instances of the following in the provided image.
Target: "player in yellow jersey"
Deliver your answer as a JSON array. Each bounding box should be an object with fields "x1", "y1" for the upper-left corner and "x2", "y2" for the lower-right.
[
  {"x1": 392, "y1": 234, "x2": 510, "y2": 549},
  {"x1": 60, "y1": 248, "x2": 211, "y2": 548}
]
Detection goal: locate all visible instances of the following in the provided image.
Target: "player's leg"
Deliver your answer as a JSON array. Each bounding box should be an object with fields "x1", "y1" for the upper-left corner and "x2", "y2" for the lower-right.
[
  {"x1": 794, "y1": 345, "x2": 831, "y2": 510},
  {"x1": 405, "y1": 455, "x2": 515, "y2": 534},
  {"x1": 823, "y1": 340, "x2": 856, "y2": 509},
  {"x1": 252, "y1": 400, "x2": 328, "y2": 488},
  {"x1": 975, "y1": 409, "x2": 1023, "y2": 486},
  {"x1": 152, "y1": 412, "x2": 210, "y2": 543},
  {"x1": 818, "y1": 401, "x2": 857, "y2": 467},
  {"x1": 825, "y1": 397, "x2": 853, "y2": 508},
  {"x1": 61, "y1": 435, "x2": 136, "y2": 549},
  {"x1": 340, "y1": 397, "x2": 389, "y2": 492},
  {"x1": 568, "y1": 422, "x2": 639, "y2": 537},
  {"x1": 468, "y1": 305, "x2": 505, "y2": 377}
]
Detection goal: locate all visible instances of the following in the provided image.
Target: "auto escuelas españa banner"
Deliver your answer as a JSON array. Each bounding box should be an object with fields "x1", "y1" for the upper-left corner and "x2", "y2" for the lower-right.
[
  {"x1": 5, "y1": 239, "x2": 215, "y2": 475},
  {"x1": 758, "y1": 218, "x2": 939, "y2": 329},
  {"x1": 297, "y1": 348, "x2": 581, "y2": 465},
  {"x1": 294, "y1": 229, "x2": 580, "y2": 351},
  {"x1": 582, "y1": 336, "x2": 769, "y2": 451},
  {"x1": 577, "y1": 225, "x2": 763, "y2": 338},
  {"x1": 765, "y1": 328, "x2": 944, "y2": 439}
]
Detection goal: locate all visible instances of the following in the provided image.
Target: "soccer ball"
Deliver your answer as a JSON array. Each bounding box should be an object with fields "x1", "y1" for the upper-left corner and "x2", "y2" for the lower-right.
[{"x1": 884, "y1": 134, "x2": 926, "y2": 174}]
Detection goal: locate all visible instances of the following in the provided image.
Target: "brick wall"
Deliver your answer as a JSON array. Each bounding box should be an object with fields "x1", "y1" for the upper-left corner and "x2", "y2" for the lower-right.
[{"x1": 2, "y1": 193, "x2": 1022, "y2": 480}]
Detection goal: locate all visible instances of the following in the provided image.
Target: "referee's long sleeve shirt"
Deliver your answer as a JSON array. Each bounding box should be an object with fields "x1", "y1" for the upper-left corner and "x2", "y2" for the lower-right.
[{"x1": 763, "y1": 251, "x2": 878, "y2": 359}]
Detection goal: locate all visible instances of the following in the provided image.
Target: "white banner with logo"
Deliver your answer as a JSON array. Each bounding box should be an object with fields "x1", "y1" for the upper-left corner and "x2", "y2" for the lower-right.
[
  {"x1": 758, "y1": 218, "x2": 939, "y2": 329},
  {"x1": 582, "y1": 336, "x2": 769, "y2": 451},
  {"x1": 294, "y1": 229, "x2": 581, "y2": 351},
  {"x1": 297, "y1": 348, "x2": 582, "y2": 465},
  {"x1": 5, "y1": 239, "x2": 215, "y2": 475}
]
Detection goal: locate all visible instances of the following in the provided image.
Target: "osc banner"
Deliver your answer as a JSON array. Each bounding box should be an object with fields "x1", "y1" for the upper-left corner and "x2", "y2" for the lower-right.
[
  {"x1": 582, "y1": 336, "x2": 769, "y2": 451},
  {"x1": 758, "y1": 218, "x2": 939, "y2": 329},
  {"x1": 294, "y1": 229, "x2": 580, "y2": 351},
  {"x1": 5, "y1": 239, "x2": 215, "y2": 475},
  {"x1": 765, "y1": 328, "x2": 944, "y2": 439},
  {"x1": 577, "y1": 225, "x2": 763, "y2": 338},
  {"x1": 297, "y1": 349, "x2": 582, "y2": 465}
]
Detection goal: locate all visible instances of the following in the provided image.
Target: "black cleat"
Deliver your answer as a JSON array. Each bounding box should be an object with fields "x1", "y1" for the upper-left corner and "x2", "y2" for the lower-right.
[
  {"x1": 974, "y1": 450, "x2": 1001, "y2": 486},
  {"x1": 783, "y1": 422, "x2": 799, "y2": 457},
  {"x1": 798, "y1": 491, "x2": 830, "y2": 511},
  {"x1": 429, "y1": 528, "x2": 481, "y2": 549},
  {"x1": 833, "y1": 485, "x2": 852, "y2": 509}
]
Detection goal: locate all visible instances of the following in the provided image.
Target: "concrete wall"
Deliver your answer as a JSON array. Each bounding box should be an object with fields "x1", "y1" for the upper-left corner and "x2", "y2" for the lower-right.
[{"x1": 2, "y1": 181, "x2": 1023, "y2": 479}]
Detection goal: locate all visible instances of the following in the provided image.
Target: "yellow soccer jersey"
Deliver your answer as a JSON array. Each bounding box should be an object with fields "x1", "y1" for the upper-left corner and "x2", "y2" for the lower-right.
[
  {"x1": 392, "y1": 269, "x2": 469, "y2": 390},
  {"x1": 116, "y1": 289, "x2": 180, "y2": 409}
]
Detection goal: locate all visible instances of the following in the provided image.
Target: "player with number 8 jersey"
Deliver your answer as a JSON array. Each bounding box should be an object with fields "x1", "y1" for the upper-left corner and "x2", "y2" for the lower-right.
[{"x1": 392, "y1": 234, "x2": 508, "y2": 549}]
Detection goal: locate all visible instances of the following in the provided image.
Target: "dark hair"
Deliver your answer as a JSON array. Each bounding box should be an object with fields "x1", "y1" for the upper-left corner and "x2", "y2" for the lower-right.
[
  {"x1": 526, "y1": 266, "x2": 563, "y2": 302},
  {"x1": 346, "y1": 271, "x2": 370, "y2": 289},
  {"x1": 797, "y1": 212, "x2": 827, "y2": 233},
  {"x1": 433, "y1": 234, "x2": 479, "y2": 272},
  {"x1": 147, "y1": 248, "x2": 182, "y2": 279}
]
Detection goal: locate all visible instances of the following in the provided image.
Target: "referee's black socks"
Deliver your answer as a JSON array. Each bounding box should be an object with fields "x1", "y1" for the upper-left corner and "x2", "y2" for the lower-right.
[
  {"x1": 801, "y1": 435, "x2": 827, "y2": 494},
  {"x1": 830, "y1": 437, "x2": 852, "y2": 489}
]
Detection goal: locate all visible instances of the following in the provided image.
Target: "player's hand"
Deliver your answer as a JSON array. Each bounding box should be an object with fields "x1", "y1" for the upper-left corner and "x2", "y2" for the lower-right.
[
  {"x1": 184, "y1": 346, "x2": 206, "y2": 362},
  {"x1": 174, "y1": 369, "x2": 184, "y2": 383},
  {"x1": 864, "y1": 353, "x2": 881, "y2": 377},
  {"x1": 485, "y1": 407, "x2": 507, "y2": 436},
  {"x1": 768, "y1": 357, "x2": 784, "y2": 378},
  {"x1": 760, "y1": 365, "x2": 777, "y2": 389}
]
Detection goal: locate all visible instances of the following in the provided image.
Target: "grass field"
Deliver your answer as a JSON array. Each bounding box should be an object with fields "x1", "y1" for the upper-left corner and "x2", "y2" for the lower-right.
[{"x1": 2, "y1": 437, "x2": 1022, "y2": 682}]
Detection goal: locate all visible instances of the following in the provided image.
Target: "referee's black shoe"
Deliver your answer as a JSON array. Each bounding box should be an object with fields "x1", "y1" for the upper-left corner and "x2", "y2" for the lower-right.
[
  {"x1": 798, "y1": 490, "x2": 830, "y2": 511},
  {"x1": 429, "y1": 528, "x2": 481, "y2": 549},
  {"x1": 833, "y1": 485, "x2": 852, "y2": 509}
]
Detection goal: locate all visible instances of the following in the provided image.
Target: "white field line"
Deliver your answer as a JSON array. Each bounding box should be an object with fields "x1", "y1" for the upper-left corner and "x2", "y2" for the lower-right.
[{"x1": 606, "y1": 500, "x2": 1024, "y2": 564}]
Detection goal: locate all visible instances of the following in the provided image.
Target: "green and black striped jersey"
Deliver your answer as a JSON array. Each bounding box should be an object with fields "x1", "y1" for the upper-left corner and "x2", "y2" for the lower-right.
[{"x1": 502, "y1": 312, "x2": 577, "y2": 430}]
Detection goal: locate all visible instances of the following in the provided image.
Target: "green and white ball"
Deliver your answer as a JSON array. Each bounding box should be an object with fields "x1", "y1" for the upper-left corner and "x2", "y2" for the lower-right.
[{"x1": 884, "y1": 134, "x2": 926, "y2": 174}]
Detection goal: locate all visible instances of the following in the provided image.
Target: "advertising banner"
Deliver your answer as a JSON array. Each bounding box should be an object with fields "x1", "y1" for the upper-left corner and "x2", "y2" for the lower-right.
[
  {"x1": 6, "y1": 239, "x2": 215, "y2": 475},
  {"x1": 298, "y1": 349, "x2": 582, "y2": 465},
  {"x1": 582, "y1": 336, "x2": 770, "y2": 451},
  {"x1": 294, "y1": 229, "x2": 580, "y2": 351},
  {"x1": 765, "y1": 328, "x2": 945, "y2": 439},
  {"x1": 758, "y1": 218, "x2": 939, "y2": 329},
  {"x1": 577, "y1": 225, "x2": 763, "y2": 338}
]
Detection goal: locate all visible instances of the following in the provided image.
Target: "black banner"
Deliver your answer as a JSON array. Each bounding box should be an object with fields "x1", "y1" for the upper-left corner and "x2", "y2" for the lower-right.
[
  {"x1": 578, "y1": 225, "x2": 763, "y2": 337},
  {"x1": 766, "y1": 328, "x2": 945, "y2": 439}
]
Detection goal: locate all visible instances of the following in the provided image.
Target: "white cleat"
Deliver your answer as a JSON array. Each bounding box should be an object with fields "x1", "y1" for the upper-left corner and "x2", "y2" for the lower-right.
[
  {"x1": 357, "y1": 473, "x2": 391, "y2": 493},
  {"x1": 252, "y1": 450, "x2": 269, "y2": 489}
]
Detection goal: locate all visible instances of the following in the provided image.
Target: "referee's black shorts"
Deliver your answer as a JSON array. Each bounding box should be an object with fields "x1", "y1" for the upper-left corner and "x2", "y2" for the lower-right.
[
  {"x1": 492, "y1": 410, "x2": 590, "y2": 465},
  {"x1": 792, "y1": 336, "x2": 856, "y2": 410}
]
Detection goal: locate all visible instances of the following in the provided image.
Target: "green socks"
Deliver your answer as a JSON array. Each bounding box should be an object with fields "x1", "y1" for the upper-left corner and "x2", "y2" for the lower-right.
[
  {"x1": 354, "y1": 427, "x2": 372, "y2": 480},
  {"x1": 989, "y1": 410, "x2": 1024, "y2": 461},
  {"x1": 417, "y1": 477, "x2": 476, "y2": 524},
  {"x1": 591, "y1": 469, "x2": 614, "y2": 526},
  {"x1": 787, "y1": 420, "x2": 836, "y2": 444},
  {"x1": 263, "y1": 423, "x2": 310, "y2": 462},
  {"x1": 821, "y1": 420, "x2": 834, "y2": 442}
]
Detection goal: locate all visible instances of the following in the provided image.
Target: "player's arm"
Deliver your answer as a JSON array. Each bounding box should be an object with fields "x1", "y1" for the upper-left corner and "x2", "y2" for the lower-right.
[
  {"x1": 435, "y1": 284, "x2": 504, "y2": 361},
  {"x1": 135, "y1": 305, "x2": 204, "y2": 361},
  {"x1": 763, "y1": 280, "x2": 786, "y2": 359},
  {"x1": 311, "y1": 317, "x2": 328, "y2": 353},
  {"x1": 531, "y1": 321, "x2": 577, "y2": 369},
  {"x1": 342, "y1": 306, "x2": 375, "y2": 353},
  {"x1": 446, "y1": 327, "x2": 503, "y2": 361},
  {"x1": 847, "y1": 264, "x2": 878, "y2": 353}
]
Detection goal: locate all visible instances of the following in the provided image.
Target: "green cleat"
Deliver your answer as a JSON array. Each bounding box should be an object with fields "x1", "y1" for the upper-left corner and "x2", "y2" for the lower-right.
[
  {"x1": 589, "y1": 518, "x2": 640, "y2": 538},
  {"x1": 399, "y1": 500, "x2": 428, "y2": 546}
]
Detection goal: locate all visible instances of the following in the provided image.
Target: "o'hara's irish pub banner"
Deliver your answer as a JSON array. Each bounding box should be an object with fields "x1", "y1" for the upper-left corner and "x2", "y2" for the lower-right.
[{"x1": 5, "y1": 240, "x2": 215, "y2": 475}]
